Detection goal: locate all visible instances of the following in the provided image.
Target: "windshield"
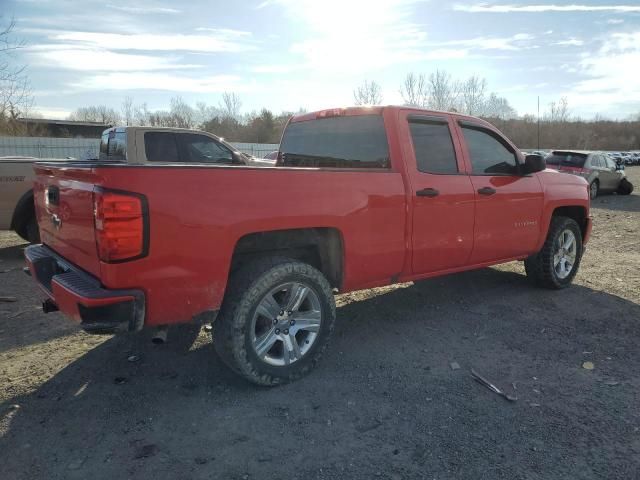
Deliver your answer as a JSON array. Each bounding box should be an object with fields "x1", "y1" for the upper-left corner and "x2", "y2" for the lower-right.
[{"x1": 546, "y1": 152, "x2": 587, "y2": 167}]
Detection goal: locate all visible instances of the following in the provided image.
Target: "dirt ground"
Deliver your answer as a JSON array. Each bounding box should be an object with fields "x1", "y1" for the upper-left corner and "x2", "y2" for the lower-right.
[{"x1": 1, "y1": 168, "x2": 639, "y2": 480}]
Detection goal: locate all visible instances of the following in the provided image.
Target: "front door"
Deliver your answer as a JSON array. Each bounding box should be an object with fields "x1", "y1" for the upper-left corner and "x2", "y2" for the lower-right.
[
  {"x1": 400, "y1": 112, "x2": 475, "y2": 274},
  {"x1": 456, "y1": 122, "x2": 544, "y2": 264}
]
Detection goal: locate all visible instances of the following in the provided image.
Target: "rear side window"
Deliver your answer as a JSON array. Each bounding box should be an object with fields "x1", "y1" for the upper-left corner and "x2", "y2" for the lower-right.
[
  {"x1": 99, "y1": 131, "x2": 127, "y2": 161},
  {"x1": 461, "y1": 126, "x2": 518, "y2": 175},
  {"x1": 177, "y1": 133, "x2": 234, "y2": 163},
  {"x1": 280, "y1": 115, "x2": 389, "y2": 168},
  {"x1": 409, "y1": 120, "x2": 458, "y2": 174},
  {"x1": 546, "y1": 152, "x2": 587, "y2": 168},
  {"x1": 144, "y1": 132, "x2": 179, "y2": 162}
]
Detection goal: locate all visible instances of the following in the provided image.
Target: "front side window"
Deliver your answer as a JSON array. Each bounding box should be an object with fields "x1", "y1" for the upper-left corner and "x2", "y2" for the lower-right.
[
  {"x1": 177, "y1": 134, "x2": 234, "y2": 163},
  {"x1": 462, "y1": 126, "x2": 518, "y2": 175},
  {"x1": 409, "y1": 120, "x2": 458, "y2": 174},
  {"x1": 144, "y1": 132, "x2": 179, "y2": 162},
  {"x1": 280, "y1": 115, "x2": 389, "y2": 168}
]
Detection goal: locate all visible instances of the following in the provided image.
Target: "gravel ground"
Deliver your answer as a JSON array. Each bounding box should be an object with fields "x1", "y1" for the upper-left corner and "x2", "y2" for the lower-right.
[{"x1": 1, "y1": 168, "x2": 639, "y2": 480}]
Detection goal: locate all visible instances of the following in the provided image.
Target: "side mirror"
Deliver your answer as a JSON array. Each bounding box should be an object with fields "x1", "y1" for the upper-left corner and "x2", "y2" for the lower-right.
[
  {"x1": 616, "y1": 163, "x2": 625, "y2": 171},
  {"x1": 522, "y1": 154, "x2": 546, "y2": 174}
]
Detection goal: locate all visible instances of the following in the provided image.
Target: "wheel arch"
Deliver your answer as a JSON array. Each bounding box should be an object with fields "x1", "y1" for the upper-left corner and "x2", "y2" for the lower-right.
[
  {"x1": 10, "y1": 189, "x2": 36, "y2": 237},
  {"x1": 551, "y1": 205, "x2": 589, "y2": 240},
  {"x1": 229, "y1": 227, "x2": 344, "y2": 290}
]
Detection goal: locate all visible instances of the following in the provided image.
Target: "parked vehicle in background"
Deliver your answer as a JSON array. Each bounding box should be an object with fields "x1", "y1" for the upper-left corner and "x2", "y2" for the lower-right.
[
  {"x1": 26, "y1": 106, "x2": 592, "y2": 385},
  {"x1": 546, "y1": 150, "x2": 633, "y2": 199},
  {"x1": 608, "y1": 152, "x2": 623, "y2": 166},
  {"x1": 99, "y1": 126, "x2": 257, "y2": 165},
  {"x1": 264, "y1": 150, "x2": 279, "y2": 160},
  {"x1": 0, "y1": 156, "x2": 66, "y2": 243}
]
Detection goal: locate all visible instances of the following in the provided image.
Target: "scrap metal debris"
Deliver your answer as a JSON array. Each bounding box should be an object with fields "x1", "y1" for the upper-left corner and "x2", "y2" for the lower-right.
[{"x1": 471, "y1": 369, "x2": 517, "y2": 402}]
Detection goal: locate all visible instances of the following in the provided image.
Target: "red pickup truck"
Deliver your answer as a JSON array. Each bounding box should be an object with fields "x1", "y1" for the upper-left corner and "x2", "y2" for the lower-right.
[{"x1": 26, "y1": 106, "x2": 592, "y2": 385}]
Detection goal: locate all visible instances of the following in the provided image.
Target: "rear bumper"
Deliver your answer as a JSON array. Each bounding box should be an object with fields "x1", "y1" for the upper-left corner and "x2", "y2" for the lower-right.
[{"x1": 25, "y1": 244, "x2": 145, "y2": 333}]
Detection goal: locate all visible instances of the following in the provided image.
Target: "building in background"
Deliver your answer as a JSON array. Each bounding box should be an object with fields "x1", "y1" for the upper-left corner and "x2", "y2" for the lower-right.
[{"x1": 15, "y1": 118, "x2": 111, "y2": 138}]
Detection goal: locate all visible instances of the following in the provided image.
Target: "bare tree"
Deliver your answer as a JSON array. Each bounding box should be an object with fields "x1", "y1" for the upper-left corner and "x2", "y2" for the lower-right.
[
  {"x1": 68, "y1": 105, "x2": 120, "y2": 125},
  {"x1": 426, "y1": 70, "x2": 459, "y2": 112},
  {"x1": 0, "y1": 17, "x2": 32, "y2": 121},
  {"x1": 353, "y1": 80, "x2": 383, "y2": 105},
  {"x1": 483, "y1": 92, "x2": 517, "y2": 120},
  {"x1": 134, "y1": 102, "x2": 151, "y2": 126},
  {"x1": 220, "y1": 92, "x2": 242, "y2": 120},
  {"x1": 195, "y1": 101, "x2": 220, "y2": 126},
  {"x1": 460, "y1": 75, "x2": 487, "y2": 116},
  {"x1": 169, "y1": 96, "x2": 197, "y2": 128},
  {"x1": 121, "y1": 96, "x2": 134, "y2": 126},
  {"x1": 399, "y1": 73, "x2": 428, "y2": 107},
  {"x1": 546, "y1": 96, "x2": 570, "y2": 122}
]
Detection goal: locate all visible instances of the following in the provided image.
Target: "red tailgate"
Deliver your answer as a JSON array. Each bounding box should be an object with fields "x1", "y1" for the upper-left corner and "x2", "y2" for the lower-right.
[{"x1": 33, "y1": 164, "x2": 102, "y2": 277}]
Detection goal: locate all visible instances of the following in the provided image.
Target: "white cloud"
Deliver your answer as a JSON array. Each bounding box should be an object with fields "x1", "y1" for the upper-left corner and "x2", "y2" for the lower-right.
[
  {"x1": 554, "y1": 38, "x2": 584, "y2": 46},
  {"x1": 433, "y1": 33, "x2": 535, "y2": 51},
  {"x1": 71, "y1": 72, "x2": 253, "y2": 93},
  {"x1": 606, "y1": 19, "x2": 624, "y2": 24},
  {"x1": 453, "y1": 4, "x2": 640, "y2": 13},
  {"x1": 51, "y1": 30, "x2": 255, "y2": 53},
  {"x1": 28, "y1": 45, "x2": 202, "y2": 71},
  {"x1": 105, "y1": 4, "x2": 181, "y2": 14},
  {"x1": 568, "y1": 32, "x2": 640, "y2": 112}
]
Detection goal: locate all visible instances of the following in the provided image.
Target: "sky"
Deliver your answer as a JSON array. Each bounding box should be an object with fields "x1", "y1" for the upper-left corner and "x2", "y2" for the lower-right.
[{"x1": 3, "y1": 0, "x2": 640, "y2": 120}]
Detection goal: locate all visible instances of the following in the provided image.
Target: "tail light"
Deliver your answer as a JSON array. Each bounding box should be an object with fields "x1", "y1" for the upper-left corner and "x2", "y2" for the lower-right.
[{"x1": 93, "y1": 189, "x2": 148, "y2": 262}]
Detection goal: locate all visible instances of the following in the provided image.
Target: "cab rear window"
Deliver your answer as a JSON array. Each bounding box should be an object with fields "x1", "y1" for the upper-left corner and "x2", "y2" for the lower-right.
[{"x1": 279, "y1": 115, "x2": 389, "y2": 168}]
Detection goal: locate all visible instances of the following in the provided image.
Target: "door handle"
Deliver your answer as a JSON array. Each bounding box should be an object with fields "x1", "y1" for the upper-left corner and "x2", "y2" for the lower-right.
[
  {"x1": 416, "y1": 188, "x2": 440, "y2": 197},
  {"x1": 477, "y1": 187, "x2": 496, "y2": 196}
]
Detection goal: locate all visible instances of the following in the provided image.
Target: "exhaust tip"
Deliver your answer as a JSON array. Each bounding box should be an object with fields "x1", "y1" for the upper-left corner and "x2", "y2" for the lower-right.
[{"x1": 151, "y1": 326, "x2": 168, "y2": 344}]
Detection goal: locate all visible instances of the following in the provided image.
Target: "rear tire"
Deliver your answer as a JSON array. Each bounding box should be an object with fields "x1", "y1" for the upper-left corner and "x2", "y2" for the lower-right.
[
  {"x1": 15, "y1": 216, "x2": 40, "y2": 244},
  {"x1": 524, "y1": 216, "x2": 583, "y2": 289},
  {"x1": 213, "y1": 256, "x2": 336, "y2": 386},
  {"x1": 617, "y1": 178, "x2": 633, "y2": 195},
  {"x1": 25, "y1": 217, "x2": 40, "y2": 244}
]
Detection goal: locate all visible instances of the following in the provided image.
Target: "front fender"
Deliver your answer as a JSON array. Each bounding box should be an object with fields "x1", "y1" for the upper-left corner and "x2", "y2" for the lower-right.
[{"x1": 535, "y1": 170, "x2": 590, "y2": 251}]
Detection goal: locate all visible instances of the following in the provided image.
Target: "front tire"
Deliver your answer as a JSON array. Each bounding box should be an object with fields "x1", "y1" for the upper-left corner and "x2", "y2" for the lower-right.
[
  {"x1": 213, "y1": 257, "x2": 336, "y2": 386},
  {"x1": 524, "y1": 216, "x2": 583, "y2": 289}
]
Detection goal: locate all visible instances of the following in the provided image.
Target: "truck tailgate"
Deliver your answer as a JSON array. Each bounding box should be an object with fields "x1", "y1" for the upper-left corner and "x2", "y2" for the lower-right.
[{"x1": 33, "y1": 164, "x2": 102, "y2": 277}]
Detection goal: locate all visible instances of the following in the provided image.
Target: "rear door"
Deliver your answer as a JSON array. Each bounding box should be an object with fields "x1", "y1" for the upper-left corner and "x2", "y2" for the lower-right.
[
  {"x1": 400, "y1": 111, "x2": 475, "y2": 274},
  {"x1": 457, "y1": 121, "x2": 544, "y2": 263}
]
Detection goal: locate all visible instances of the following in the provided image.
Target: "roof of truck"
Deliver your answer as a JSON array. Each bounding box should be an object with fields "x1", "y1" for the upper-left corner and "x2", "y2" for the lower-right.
[{"x1": 289, "y1": 105, "x2": 490, "y2": 125}]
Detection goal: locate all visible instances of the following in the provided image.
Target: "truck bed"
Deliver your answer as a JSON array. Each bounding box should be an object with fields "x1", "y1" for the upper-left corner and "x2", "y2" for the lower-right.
[{"x1": 33, "y1": 162, "x2": 407, "y2": 326}]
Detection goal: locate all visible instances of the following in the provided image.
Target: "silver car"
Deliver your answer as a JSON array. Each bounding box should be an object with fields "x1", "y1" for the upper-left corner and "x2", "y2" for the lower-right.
[{"x1": 545, "y1": 150, "x2": 633, "y2": 199}]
